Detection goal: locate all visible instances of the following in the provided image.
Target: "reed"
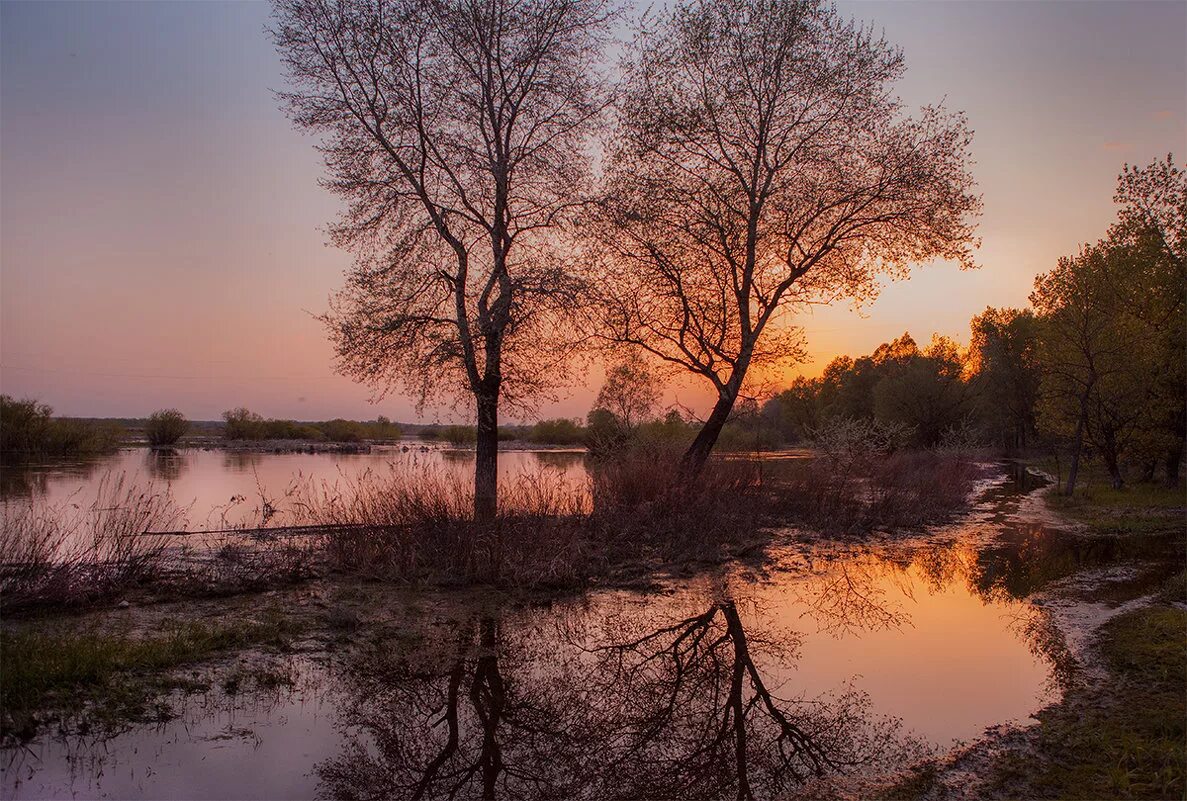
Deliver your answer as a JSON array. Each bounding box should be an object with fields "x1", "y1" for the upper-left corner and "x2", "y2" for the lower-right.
[{"x1": 0, "y1": 475, "x2": 183, "y2": 611}]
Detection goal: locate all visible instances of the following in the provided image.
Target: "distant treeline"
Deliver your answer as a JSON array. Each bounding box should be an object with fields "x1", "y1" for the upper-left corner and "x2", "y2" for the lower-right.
[
  {"x1": 760, "y1": 165, "x2": 1184, "y2": 493},
  {"x1": 404, "y1": 414, "x2": 781, "y2": 452},
  {"x1": 761, "y1": 333, "x2": 990, "y2": 451},
  {"x1": 0, "y1": 396, "x2": 124, "y2": 458},
  {"x1": 220, "y1": 408, "x2": 403, "y2": 443}
]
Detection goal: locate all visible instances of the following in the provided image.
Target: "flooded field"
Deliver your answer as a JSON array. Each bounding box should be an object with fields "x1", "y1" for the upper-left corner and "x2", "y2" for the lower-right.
[
  {"x1": 0, "y1": 464, "x2": 1089, "y2": 800},
  {"x1": 1, "y1": 445, "x2": 588, "y2": 530}
]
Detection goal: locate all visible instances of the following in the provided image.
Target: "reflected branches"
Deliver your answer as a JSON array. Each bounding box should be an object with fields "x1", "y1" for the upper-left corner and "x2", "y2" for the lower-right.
[
  {"x1": 591, "y1": 599, "x2": 907, "y2": 801},
  {"x1": 793, "y1": 554, "x2": 914, "y2": 637},
  {"x1": 319, "y1": 600, "x2": 910, "y2": 801},
  {"x1": 318, "y1": 615, "x2": 591, "y2": 800}
]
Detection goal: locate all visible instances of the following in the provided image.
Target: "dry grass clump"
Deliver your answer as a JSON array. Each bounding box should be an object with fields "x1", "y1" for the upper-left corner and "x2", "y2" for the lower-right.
[
  {"x1": 775, "y1": 450, "x2": 985, "y2": 534},
  {"x1": 589, "y1": 444, "x2": 764, "y2": 560},
  {"x1": 159, "y1": 533, "x2": 320, "y2": 598},
  {"x1": 296, "y1": 453, "x2": 764, "y2": 587},
  {"x1": 0, "y1": 473, "x2": 320, "y2": 610},
  {"x1": 762, "y1": 417, "x2": 986, "y2": 534},
  {"x1": 0, "y1": 475, "x2": 183, "y2": 612},
  {"x1": 293, "y1": 466, "x2": 592, "y2": 586}
]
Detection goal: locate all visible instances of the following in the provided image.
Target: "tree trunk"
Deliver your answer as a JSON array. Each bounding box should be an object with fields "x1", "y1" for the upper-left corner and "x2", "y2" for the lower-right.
[
  {"x1": 1139, "y1": 460, "x2": 1157, "y2": 484},
  {"x1": 680, "y1": 392, "x2": 736, "y2": 482},
  {"x1": 1065, "y1": 413, "x2": 1085, "y2": 497},
  {"x1": 1102, "y1": 450, "x2": 1123, "y2": 490},
  {"x1": 475, "y1": 392, "x2": 499, "y2": 523},
  {"x1": 1165, "y1": 415, "x2": 1185, "y2": 488},
  {"x1": 1101, "y1": 430, "x2": 1123, "y2": 490}
]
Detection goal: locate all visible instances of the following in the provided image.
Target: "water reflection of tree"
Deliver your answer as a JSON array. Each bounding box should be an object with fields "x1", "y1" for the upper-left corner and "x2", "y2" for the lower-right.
[
  {"x1": 318, "y1": 603, "x2": 904, "y2": 801},
  {"x1": 790, "y1": 538, "x2": 1078, "y2": 694},
  {"x1": 0, "y1": 466, "x2": 50, "y2": 499},
  {"x1": 145, "y1": 449, "x2": 186, "y2": 482},
  {"x1": 592, "y1": 599, "x2": 905, "y2": 801},
  {"x1": 910, "y1": 532, "x2": 1079, "y2": 688},
  {"x1": 318, "y1": 615, "x2": 591, "y2": 800},
  {"x1": 529, "y1": 451, "x2": 584, "y2": 472},
  {"x1": 792, "y1": 553, "x2": 913, "y2": 636},
  {"x1": 222, "y1": 450, "x2": 262, "y2": 472},
  {"x1": 0, "y1": 459, "x2": 104, "y2": 500}
]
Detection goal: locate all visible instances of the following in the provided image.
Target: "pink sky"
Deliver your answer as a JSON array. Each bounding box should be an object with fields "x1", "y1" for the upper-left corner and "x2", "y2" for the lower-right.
[{"x1": 2, "y1": 1, "x2": 1184, "y2": 422}]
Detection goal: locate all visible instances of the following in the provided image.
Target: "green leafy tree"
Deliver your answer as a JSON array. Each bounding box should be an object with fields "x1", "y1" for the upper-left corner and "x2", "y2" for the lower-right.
[
  {"x1": 1032, "y1": 240, "x2": 1157, "y2": 491},
  {"x1": 872, "y1": 335, "x2": 972, "y2": 447},
  {"x1": 146, "y1": 409, "x2": 189, "y2": 448},
  {"x1": 968, "y1": 308, "x2": 1041, "y2": 453},
  {"x1": 1112, "y1": 155, "x2": 1186, "y2": 484}
]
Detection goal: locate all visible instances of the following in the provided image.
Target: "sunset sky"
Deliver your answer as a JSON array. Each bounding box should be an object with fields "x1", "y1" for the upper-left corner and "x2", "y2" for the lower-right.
[{"x1": 2, "y1": 0, "x2": 1184, "y2": 423}]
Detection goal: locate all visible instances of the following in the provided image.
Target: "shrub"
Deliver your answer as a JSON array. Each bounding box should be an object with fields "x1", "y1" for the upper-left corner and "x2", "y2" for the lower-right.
[
  {"x1": 221, "y1": 409, "x2": 336, "y2": 442},
  {"x1": 261, "y1": 419, "x2": 324, "y2": 441},
  {"x1": 222, "y1": 407, "x2": 266, "y2": 440},
  {"x1": 588, "y1": 443, "x2": 762, "y2": 559},
  {"x1": 441, "y1": 425, "x2": 477, "y2": 445},
  {"x1": 0, "y1": 395, "x2": 123, "y2": 457},
  {"x1": 525, "y1": 418, "x2": 586, "y2": 446},
  {"x1": 367, "y1": 416, "x2": 402, "y2": 440},
  {"x1": 146, "y1": 409, "x2": 188, "y2": 447},
  {"x1": 0, "y1": 396, "x2": 52, "y2": 454},
  {"x1": 775, "y1": 448, "x2": 985, "y2": 534},
  {"x1": 589, "y1": 410, "x2": 695, "y2": 459},
  {"x1": 0, "y1": 475, "x2": 184, "y2": 612},
  {"x1": 714, "y1": 418, "x2": 788, "y2": 453}
]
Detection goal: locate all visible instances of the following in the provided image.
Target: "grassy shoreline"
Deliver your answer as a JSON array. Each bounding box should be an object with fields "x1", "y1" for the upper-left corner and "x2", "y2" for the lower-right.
[{"x1": 883, "y1": 467, "x2": 1186, "y2": 801}]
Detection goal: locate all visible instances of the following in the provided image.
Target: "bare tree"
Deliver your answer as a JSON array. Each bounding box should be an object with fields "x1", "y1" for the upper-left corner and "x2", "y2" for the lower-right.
[
  {"x1": 272, "y1": 0, "x2": 614, "y2": 520},
  {"x1": 589, "y1": 0, "x2": 980, "y2": 479}
]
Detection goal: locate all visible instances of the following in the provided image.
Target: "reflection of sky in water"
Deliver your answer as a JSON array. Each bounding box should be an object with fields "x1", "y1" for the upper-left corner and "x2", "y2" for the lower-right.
[
  {"x1": 1, "y1": 489, "x2": 1073, "y2": 800},
  {"x1": 1, "y1": 445, "x2": 590, "y2": 529}
]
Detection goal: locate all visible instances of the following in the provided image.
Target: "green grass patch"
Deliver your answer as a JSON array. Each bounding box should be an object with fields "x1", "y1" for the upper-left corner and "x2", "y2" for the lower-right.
[
  {"x1": 1030, "y1": 457, "x2": 1186, "y2": 535},
  {"x1": 0, "y1": 611, "x2": 303, "y2": 741},
  {"x1": 988, "y1": 605, "x2": 1186, "y2": 800}
]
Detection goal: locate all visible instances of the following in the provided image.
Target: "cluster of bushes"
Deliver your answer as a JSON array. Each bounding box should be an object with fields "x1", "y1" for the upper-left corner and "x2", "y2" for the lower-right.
[
  {"x1": 0, "y1": 396, "x2": 124, "y2": 458},
  {"x1": 297, "y1": 449, "x2": 765, "y2": 587},
  {"x1": 146, "y1": 409, "x2": 189, "y2": 447},
  {"x1": 762, "y1": 157, "x2": 1185, "y2": 494},
  {"x1": 220, "y1": 408, "x2": 402, "y2": 442},
  {"x1": 415, "y1": 419, "x2": 587, "y2": 447},
  {"x1": 586, "y1": 407, "x2": 789, "y2": 458},
  {"x1": 416, "y1": 424, "x2": 478, "y2": 445},
  {"x1": 760, "y1": 333, "x2": 979, "y2": 451}
]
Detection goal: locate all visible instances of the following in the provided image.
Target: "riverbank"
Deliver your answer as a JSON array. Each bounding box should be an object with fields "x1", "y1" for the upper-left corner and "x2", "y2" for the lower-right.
[{"x1": 882, "y1": 470, "x2": 1186, "y2": 801}]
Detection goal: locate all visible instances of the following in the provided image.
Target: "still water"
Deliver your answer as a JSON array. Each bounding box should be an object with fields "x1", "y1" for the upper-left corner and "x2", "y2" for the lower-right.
[
  {"x1": 1, "y1": 453, "x2": 1073, "y2": 800},
  {"x1": 1, "y1": 445, "x2": 588, "y2": 529}
]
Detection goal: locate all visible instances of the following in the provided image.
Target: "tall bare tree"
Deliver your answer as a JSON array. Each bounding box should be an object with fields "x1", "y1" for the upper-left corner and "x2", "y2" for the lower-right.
[
  {"x1": 589, "y1": 0, "x2": 980, "y2": 478},
  {"x1": 273, "y1": 0, "x2": 613, "y2": 520}
]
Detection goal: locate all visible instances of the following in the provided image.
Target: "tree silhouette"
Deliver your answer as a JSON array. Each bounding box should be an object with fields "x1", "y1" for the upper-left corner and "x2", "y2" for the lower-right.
[
  {"x1": 318, "y1": 600, "x2": 905, "y2": 800},
  {"x1": 589, "y1": 0, "x2": 980, "y2": 479},
  {"x1": 273, "y1": 0, "x2": 613, "y2": 520}
]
